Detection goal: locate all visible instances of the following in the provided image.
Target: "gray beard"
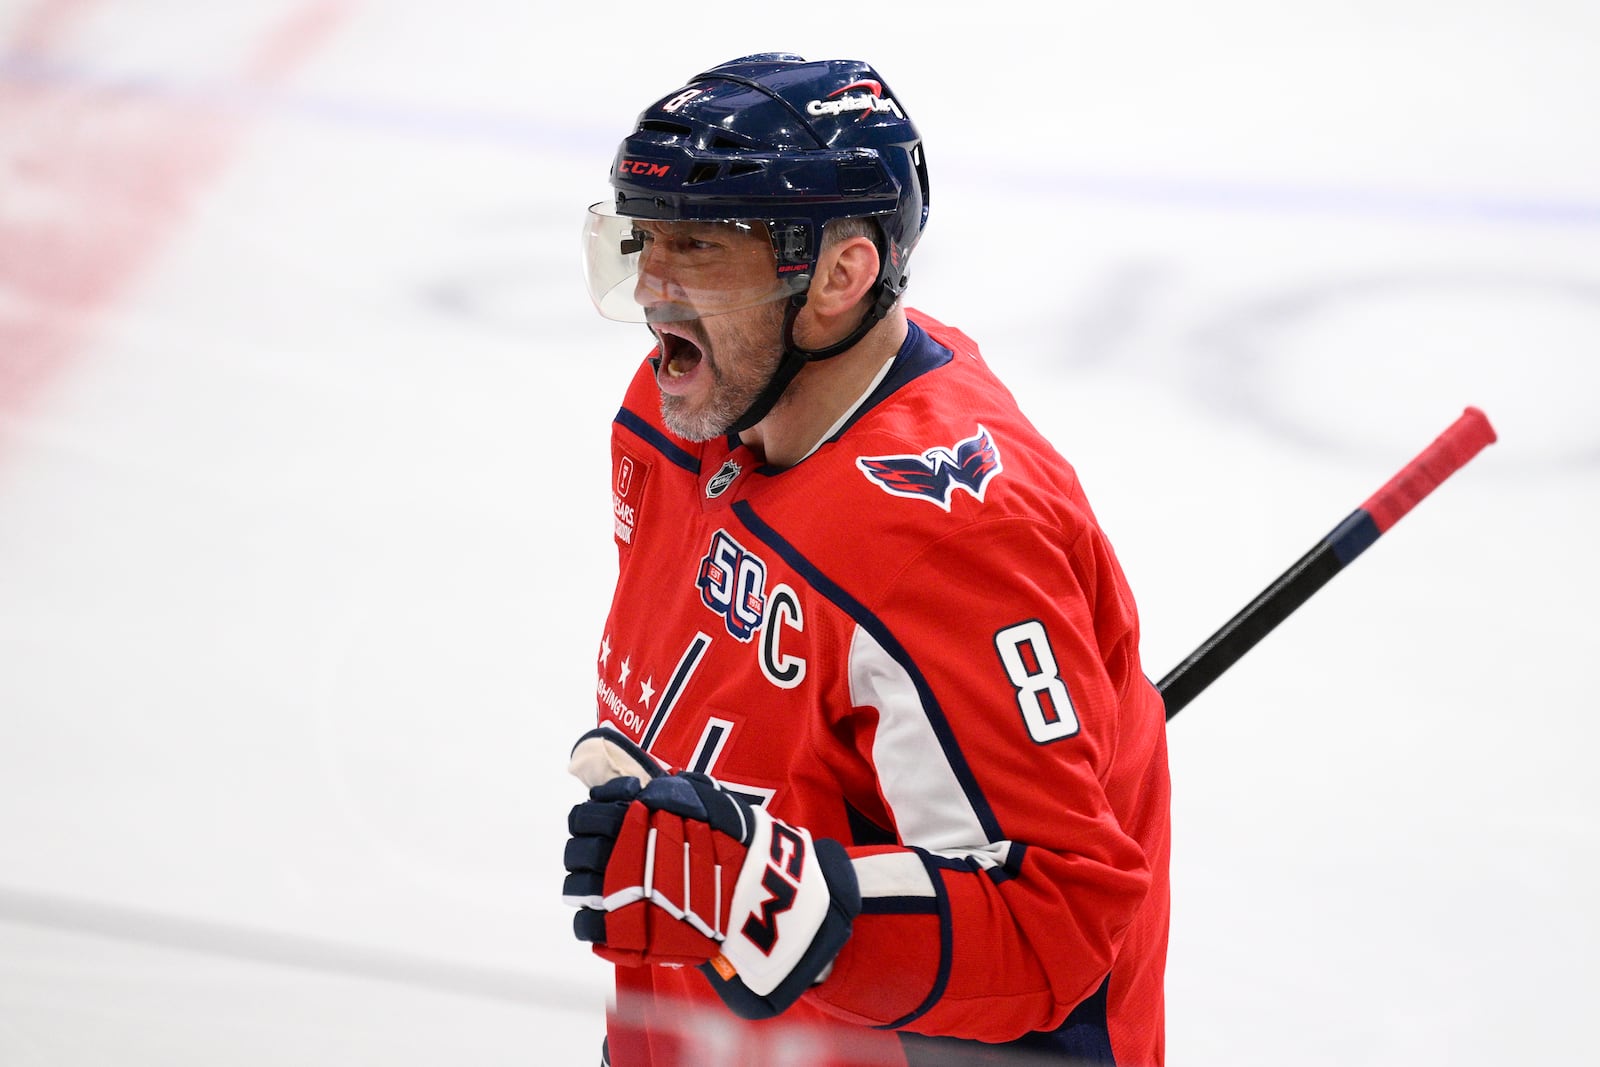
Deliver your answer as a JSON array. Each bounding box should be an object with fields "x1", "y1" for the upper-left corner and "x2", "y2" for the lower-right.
[
  {"x1": 660, "y1": 388, "x2": 748, "y2": 442},
  {"x1": 657, "y1": 310, "x2": 788, "y2": 440}
]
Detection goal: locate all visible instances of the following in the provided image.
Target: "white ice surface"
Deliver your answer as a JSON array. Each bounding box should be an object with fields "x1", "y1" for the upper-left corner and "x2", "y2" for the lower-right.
[{"x1": 1, "y1": 2, "x2": 1597, "y2": 1064}]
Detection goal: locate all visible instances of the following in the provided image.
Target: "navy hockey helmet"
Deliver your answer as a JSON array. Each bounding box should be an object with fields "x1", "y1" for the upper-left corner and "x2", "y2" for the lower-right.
[{"x1": 583, "y1": 53, "x2": 930, "y2": 324}]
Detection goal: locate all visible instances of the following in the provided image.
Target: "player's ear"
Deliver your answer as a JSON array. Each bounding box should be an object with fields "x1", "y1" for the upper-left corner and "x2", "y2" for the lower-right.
[{"x1": 805, "y1": 235, "x2": 880, "y2": 318}]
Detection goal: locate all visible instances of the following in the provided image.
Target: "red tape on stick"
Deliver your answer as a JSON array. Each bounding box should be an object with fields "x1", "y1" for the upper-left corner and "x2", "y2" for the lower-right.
[{"x1": 1360, "y1": 407, "x2": 1498, "y2": 533}]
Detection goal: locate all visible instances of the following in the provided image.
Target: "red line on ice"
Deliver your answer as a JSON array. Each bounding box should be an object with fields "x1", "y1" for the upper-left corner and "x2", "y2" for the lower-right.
[{"x1": 0, "y1": 0, "x2": 351, "y2": 426}]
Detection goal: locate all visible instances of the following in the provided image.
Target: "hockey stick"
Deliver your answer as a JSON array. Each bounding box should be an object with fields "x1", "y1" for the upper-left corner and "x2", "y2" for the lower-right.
[{"x1": 1157, "y1": 406, "x2": 1497, "y2": 720}]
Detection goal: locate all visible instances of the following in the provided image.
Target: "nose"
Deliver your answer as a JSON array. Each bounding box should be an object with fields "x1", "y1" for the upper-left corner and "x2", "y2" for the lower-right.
[
  {"x1": 633, "y1": 261, "x2": 671, "y2": 308},
  {"x1": 633, "y1": 245, "x2": 699, "y2": 318},
  {"x1": 632, "y1": 241, "x2": 680, "y2": 310}
]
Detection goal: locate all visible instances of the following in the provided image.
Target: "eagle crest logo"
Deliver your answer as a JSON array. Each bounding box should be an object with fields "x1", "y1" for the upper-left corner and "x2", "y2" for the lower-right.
[{"x1": 856, "y1": 426, "x2": 1003, "y2": 511}]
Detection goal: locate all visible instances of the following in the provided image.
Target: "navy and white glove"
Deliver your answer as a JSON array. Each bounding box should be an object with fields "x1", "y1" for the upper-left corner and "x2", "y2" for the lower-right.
[{"x1": 562, "y1": 733, "x2": 860, "y2": 1019}]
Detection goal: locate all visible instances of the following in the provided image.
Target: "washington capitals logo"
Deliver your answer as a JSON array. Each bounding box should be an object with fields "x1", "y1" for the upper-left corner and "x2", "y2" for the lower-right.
[{"x1": 856, "y1": 426, "x2": 1003, "y2": 511}]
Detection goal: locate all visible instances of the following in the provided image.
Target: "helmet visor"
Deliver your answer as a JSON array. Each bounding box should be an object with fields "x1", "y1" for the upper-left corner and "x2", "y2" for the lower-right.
[{"x1": 582, "y1": 203, "x2": 808, "y2": 324}]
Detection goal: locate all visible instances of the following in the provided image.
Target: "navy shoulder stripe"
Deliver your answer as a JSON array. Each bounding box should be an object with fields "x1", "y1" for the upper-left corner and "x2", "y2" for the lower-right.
[{"x1": 614, "y1": 407, "x2": 699, "y2": 474}]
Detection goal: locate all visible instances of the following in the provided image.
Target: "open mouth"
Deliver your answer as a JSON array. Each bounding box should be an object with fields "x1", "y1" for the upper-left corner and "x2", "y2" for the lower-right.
[{"x1": 656, "y1": 330, "x2": 705, "y2": 380}]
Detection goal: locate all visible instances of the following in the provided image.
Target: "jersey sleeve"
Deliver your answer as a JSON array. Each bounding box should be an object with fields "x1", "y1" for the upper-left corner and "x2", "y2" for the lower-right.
[{"x1": 806, "y1": 513, "x2": 1165, "y2": 1041}]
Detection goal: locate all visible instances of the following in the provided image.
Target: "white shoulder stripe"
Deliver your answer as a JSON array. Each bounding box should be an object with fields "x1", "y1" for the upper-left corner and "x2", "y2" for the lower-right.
[{"x1": 847, "y1": 625, "x2": 991, "y2": 853}]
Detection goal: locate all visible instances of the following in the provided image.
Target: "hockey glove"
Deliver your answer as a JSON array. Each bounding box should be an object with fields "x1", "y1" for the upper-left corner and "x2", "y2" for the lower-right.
[{"x1": 562, "y1": 771, "x2": 860, "y2": 1019}]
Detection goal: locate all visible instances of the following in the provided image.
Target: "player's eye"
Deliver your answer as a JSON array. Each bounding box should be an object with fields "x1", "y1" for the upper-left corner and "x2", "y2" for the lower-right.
[{"x1": 661, "y1": 233, "x2": 719, "y2": 254}]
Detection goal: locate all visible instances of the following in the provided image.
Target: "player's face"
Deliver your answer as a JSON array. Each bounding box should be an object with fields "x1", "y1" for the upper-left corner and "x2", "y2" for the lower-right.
[{"x1": 634, "y1": 221, "x2": 791, "y2": 440}]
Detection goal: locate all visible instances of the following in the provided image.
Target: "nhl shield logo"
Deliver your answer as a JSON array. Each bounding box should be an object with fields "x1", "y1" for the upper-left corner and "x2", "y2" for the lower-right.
[{"x1": 706, "y1": 459, "x2": 742, "y2": 499}]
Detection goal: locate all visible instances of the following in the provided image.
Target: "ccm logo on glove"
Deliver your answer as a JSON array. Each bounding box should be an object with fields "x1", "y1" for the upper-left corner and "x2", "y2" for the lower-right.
[{"x1": 742, "y1": 821, "x2": 806, "y2": 953}]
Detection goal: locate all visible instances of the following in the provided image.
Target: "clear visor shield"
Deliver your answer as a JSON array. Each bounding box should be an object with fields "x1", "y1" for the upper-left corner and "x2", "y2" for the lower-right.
[{"x1": 582, "y1": 203, "x2": 808, "y2": 324}]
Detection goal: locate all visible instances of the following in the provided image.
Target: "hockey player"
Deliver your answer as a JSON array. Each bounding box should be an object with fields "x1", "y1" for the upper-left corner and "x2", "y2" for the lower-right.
[{"x1": 564, "y1": 54, "x2": 1170, "y2": 1066}]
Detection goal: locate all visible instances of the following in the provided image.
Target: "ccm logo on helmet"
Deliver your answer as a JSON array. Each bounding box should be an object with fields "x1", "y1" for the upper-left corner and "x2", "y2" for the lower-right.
[{"x1": 619, "y1": 159, "x2": 671, "y2": 178}]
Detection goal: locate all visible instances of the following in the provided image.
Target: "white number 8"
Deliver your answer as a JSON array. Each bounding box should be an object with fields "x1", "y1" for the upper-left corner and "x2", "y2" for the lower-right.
[{"x1": 995, "y1": 620, "x2": 1080, "y2": 742}]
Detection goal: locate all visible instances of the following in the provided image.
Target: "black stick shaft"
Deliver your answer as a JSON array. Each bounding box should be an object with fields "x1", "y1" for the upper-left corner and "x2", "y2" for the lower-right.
[{"x1": 1157, "y1": 516, "x2": 1362, "y2": 718}]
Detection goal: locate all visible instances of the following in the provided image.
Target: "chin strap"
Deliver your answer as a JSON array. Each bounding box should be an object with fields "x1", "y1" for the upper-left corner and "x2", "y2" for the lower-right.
[{"x1": 725, "y1": 276, "x2": 904, "y2": 436}]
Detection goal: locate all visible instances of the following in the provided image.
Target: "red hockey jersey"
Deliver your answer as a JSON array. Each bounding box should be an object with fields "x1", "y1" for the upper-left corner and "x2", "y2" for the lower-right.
[{"x1": 593, "y1": 310, "x2": 1170, "y2": 1066}]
